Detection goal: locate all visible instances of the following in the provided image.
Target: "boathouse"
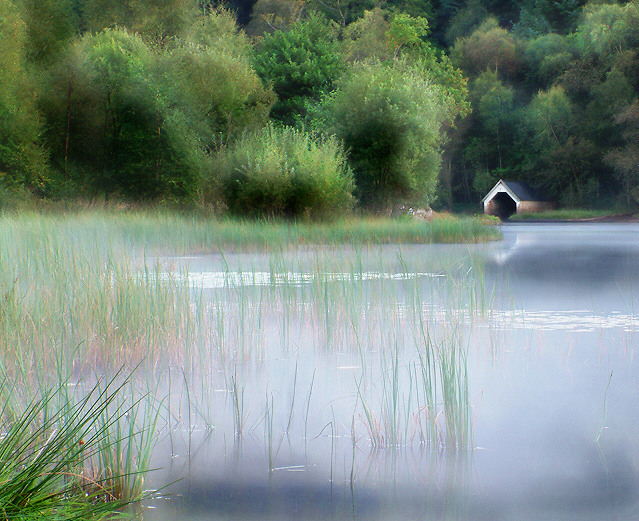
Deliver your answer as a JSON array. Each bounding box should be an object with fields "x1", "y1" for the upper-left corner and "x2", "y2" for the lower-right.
[{"x1": 482, "y1": 180, "x2": 554, "y2": 219}]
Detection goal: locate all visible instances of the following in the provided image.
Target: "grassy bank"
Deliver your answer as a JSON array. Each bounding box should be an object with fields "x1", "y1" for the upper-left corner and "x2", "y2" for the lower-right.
[
  {"x1": 0, "y1": 210, "x2": 501, "y2": 254},
  {"x1": 508, "y1": 209, "x2": 633, "y2": 221}
]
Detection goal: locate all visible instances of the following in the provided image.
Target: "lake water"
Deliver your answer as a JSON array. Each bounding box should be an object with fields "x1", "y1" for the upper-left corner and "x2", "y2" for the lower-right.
[{"x1": 146, "y1": 223, "x2": 639, "y2": 521}]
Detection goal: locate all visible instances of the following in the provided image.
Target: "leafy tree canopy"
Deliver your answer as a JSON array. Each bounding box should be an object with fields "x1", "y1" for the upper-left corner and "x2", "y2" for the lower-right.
[{"x1": 253, "y1": 14, "x2": 343, "y2": 126}]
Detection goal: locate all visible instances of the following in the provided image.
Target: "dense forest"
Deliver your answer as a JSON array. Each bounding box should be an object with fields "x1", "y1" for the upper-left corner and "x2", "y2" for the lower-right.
[{"x1": 1, "y1": 0, "x2": 638, "y2": 215}]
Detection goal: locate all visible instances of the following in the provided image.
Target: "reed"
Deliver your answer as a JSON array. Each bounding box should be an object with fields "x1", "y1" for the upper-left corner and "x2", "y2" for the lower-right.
[
  {"x1": 0, "y1": 375, "x2": 151, "y2": 519},
  {"x1": 0, "y1": 208, "x2": 492, "y2": 503}
]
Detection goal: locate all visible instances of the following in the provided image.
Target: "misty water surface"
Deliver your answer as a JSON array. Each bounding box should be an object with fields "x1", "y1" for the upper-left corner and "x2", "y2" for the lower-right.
[{"x1": 147, "y1": 223, "x2": 639, "y2": 521}]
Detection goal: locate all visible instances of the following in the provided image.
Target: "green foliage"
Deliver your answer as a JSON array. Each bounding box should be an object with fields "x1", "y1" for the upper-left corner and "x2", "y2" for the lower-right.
[
  {"x1": 316, "y1": 60, "x2": 456, "y2": 211},
  {"x1": 585, "y1": 66, "x2": 635, "y2": 143},
  {"x1": 575, "y1": 1, "x2": 639, "y2": 59},
  {"x1": 182, "y1": 5, "x2": 253, "y2": 55},
  {"x1": 524, "y1": 86, "x2": 598, "y2": 203},
  {"x1": 468, "y1": 70, "x2": 515, "y2": 171},
  {"x1": 445, "y1": 0, "x2": 488, "y2": 44},
  {"x1": 245, "y1": 0, "x2": 306, "y2": 36},
  {"x1": 216, "y1": 125, "x2": 354, "y2": 218},
  {"x1": 309, "y1": 0, "x2": 376, "y2": 26},
  {"x1": 387, "y1": 12, "x2": 430, "y2": 58},
  {"x1": 514, "y1": 0, "x2": 586, "y2": 36},
  {"x1": 524, "y1": 32, "x2": 573, "y2": 87},
  {"x1": 38, "y1": 8, "x2": 273, "y2": 201},
  {"x1": 451, "y1": 17, "x2": 521, "y2": 78},
  {"x1": 0, "y1": 0, "x2": 49, "y2": 191},
  {"x1": 161, "y1": 10, "x2": 275, "y2": 147},
  {"x1": 386, "y1": 0, "x2": 434, "y2": 20},
  {"x1": 253, "y1": 14, "x2": 343, "y2": 126},
  {"x1": 473, "y1": 70, "x2": 514, "y2": 136},
  {"x1": 605, "y1": 101, "x2": 639, "y2": 206},
  {"x1": 2, "y1": 0, "x2": 639, "y2": 210},
  {"x1": 472, "y1": 168, "x2": 499, "y2": 196},
  {"x1": 341, "y1": 7, "x2": 391, "y2": 62},
  {"x1": 20, "y1": 0, "x2": 77, "y2": 64},
  {"x1": 81, "y1": 0, "x2": 200, "y2": 43},
  {"x1": 526, "y1": 85, "x2": 574, "y2": 145},
  {"x1": 339, "y1": 9, "x2": 470, "y2": 119},
  {"x1": 42, "y1": 28, "x2": 197, "y2": 199}
]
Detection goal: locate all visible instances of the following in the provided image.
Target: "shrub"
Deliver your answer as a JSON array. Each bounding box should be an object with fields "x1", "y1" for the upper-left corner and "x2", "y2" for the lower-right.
[{"x1": 217, "y1": 125, "x2": 354, "y2": 219}]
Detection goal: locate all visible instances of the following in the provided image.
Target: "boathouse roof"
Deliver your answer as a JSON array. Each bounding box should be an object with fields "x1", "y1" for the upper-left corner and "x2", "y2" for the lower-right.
[{"x1": 481, "y1": 180, "x2": 548, "y2": 204}]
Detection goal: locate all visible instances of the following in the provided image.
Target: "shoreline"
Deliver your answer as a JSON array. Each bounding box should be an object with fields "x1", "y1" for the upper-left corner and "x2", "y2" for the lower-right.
[{"x1": 506, "y1": 212, "x2": 639, "y2": 224}]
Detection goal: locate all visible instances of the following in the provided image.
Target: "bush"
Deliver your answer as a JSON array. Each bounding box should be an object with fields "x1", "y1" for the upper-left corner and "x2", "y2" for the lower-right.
[{"x1": 216, "y1": 125, "x2": 354, "y2": 219}]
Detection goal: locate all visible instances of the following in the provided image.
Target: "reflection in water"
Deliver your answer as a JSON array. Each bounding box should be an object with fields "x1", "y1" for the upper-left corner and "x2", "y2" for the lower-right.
[
  {"x1": 186, "y1": 270, "x2": 446, "y2": 288},
  {"x1": 146, "y1": 223, "x2": 639, "y2": 521}
]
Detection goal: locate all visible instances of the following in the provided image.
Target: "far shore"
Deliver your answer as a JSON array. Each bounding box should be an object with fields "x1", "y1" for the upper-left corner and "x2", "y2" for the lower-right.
[{"x1": 506, "y1": 211, "x2": 639, "y2": 223}]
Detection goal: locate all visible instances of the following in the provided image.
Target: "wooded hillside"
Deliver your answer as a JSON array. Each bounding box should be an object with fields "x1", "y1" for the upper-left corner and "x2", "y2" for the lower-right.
[{"x1": 1, "y1": 0, "x2": 638, "y2": 214}]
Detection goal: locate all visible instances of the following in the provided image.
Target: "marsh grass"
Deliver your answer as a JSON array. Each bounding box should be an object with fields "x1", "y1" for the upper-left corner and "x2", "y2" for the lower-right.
[
  {"x1": 0, "y1": 375, "x2": 151, "y2": 519},
  {"x1": 0, "y1": 209, "x2": 492, "y2": 504},
  {"x1": 0, "y1": 211, "x2": 500, "y2": 255}
]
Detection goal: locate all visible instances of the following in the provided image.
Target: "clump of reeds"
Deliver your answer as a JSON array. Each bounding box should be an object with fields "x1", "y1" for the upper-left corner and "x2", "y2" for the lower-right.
[{"x1": 0, "y1": 375, "x2": 153, "y2": 519}]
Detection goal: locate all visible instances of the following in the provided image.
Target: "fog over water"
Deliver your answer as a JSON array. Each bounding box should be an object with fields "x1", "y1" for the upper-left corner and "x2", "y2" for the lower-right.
[{"x1": 147, "y1": 223, "x2": 639, "y2": 521}]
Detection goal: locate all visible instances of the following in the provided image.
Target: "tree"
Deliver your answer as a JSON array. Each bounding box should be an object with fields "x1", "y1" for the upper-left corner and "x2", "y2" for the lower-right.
[
  {"x1": 315, "y1": 60, "x2": 458, "y2": 211},
  {"x1": 253, "y1": 15, "x2": 343, "y2": 126},
  {"x1": 309, "y1": 0, "x2": 376, "y2": 26},
  {"x1": 524, "y1": 32, "x2": 572, "y2": 88},
  {"x1": 162, "y1": 11, "x2": 275, "y2": 148},
  {"x1": 20, "y1": 0, "x2": 77, "y2": 64},
  {"x1": 386, "y1": 0, "x2": 434, "y2": 20},
  {"x1": 0, "y1": 0, "x2": 49, "y2": 192},
  {"x1": 575, "y1": 1, "x2": 639, "y2": 59},
  {"x1": 202, "y1": 0, "x2": 258, "y2": 26},
  {"x1": 81, "y1": 0, "x2": 199, "y2": 44},
  {"x1": 445, "y1": 0, "x2": 488, "y2": 44},
  {"x1": 605, "y1": 101, "x2": 639, "y2": 207},
  {"x1": 532, "y1": 0, "x2": 584, "y2": 32},
  {"x1": 585, "y1": 66, "x2": 635, "y2": 145},
  {"x1": 38, "y1": 8, "x2": 274, "y2": 201},
  {"x1": 471, "y1": 70, "x2": 514, "y2": 170},
  {"x1": 340, "y1": 9, "x2": 469, "y2": 118},
  {"x1": 42, "y1": 29, "x2": 196, "y2": 199},
  {"x1": 387, "y1": 12, "x2": 430, "y2": 56},
  {"x1": 514, "y1": 0, "x2": 586, "y2": 36},
  {"x1": 340, "y1": 7, "x2": 391, "y2": 62},
  {"x1": 524, "y1": 85, "x2": 597, "y2": 203},
  {"x1": 451, "y1": 17, "x2": 521, "y2": 79},
  {"x1": 245, "y1": 0, "x2": 307, "y2": 36}
]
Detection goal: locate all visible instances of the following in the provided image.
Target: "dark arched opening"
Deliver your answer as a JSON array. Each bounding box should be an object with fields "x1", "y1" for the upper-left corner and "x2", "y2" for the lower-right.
[{"x1": 488, "y1": 192, "x2": 517, "y2": 220}]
